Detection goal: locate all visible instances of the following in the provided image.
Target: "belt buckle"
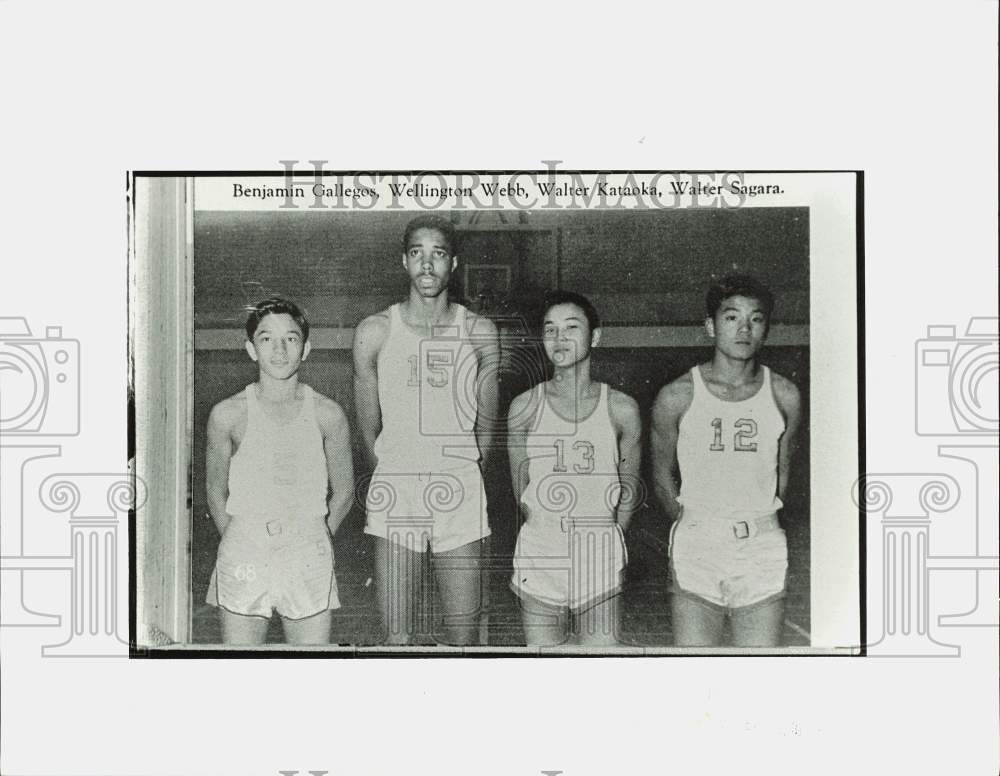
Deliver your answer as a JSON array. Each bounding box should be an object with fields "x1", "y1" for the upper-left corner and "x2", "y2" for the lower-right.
[
  {"x1": 733, "y1": 520, "x2": 750, "y2": 539},
  {"x1": 266, "y1": 519, "x2": 283, "y2": 536}
]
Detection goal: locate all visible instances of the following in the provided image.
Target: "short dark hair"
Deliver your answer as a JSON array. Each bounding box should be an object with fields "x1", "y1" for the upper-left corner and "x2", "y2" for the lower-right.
[
  {"x1": 402, "y1": 215, "x2": 458, "y2": 256},
  {"x1": 706, "y1": 274, "x2": 775, "y2": 320},
  {"x1": 543, "y1": 289, "x2": 601, "y2": 333},
  {"x1": 244, "y1": 296, "x2": 310, "y2": 342}
]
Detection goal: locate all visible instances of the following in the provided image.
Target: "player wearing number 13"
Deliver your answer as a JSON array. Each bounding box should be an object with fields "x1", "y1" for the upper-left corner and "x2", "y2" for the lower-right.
[
  {"x1": 352, "y1": 215, "x2": 499, "y2": 646},
  {"x1": 508, "y1": 291, "x2": 642, "y2": 647},
  {"x1": 652, "y1": 275, "x2": 802, "y2": 647}
]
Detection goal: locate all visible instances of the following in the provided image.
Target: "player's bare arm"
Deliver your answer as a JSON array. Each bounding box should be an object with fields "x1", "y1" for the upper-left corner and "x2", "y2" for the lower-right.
[
  {"x1": 506, "y1": 388, "x2": 539, "y2": 508},
  {"x1": 771, "y1": 371, "x2": 802, "y2": 504},
  {"x1": 352, "y1": 311, "x2": 388, "y2": 471},
  {"x1": 205, "y1": 395, "x2": 244, "y2": 535},
  {"x1": 609, "y1": 389, "x2": 642, "y2": 533},
  {"x1": 470, "y1": 313, "x2": 500, "y2": 466},
  {"x1": 650, "y1": 375, "x2": 693, "y2": 521},
  {"x1": 316, "y1": 395, "x2": 355, "y2": 536}
]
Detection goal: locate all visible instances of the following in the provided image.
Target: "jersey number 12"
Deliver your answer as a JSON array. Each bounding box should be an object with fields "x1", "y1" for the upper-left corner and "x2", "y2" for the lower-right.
[{"x1": 709, "y1": 417, "x2": 758, "y2": 452}]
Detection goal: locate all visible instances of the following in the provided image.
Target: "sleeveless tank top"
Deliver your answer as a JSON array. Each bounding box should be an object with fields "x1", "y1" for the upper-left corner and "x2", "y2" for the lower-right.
[
  {"x1": 677, "y1": 365, "x2": 785, "y2": 516},
  {"x1": 226, "y1": 384, "x2": 328, "y2": 519},
  {"x1": 374, "y1": 303, "x2": 480, "y2": 470},
  {"x1": 521, "y1": 383, "x2": 621, "y2": 526}
]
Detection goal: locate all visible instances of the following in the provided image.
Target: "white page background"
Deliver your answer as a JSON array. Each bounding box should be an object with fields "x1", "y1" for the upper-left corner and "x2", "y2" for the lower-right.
[{"x1": 1, "y1": 2, "x2": 996, "y2": 775}]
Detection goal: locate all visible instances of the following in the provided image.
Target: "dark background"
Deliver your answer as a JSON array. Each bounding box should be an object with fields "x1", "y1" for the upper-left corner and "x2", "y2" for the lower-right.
[
  {"x1": 194, "y1": 208, "x2": 809, "y2": 327},
  {"x1": 190, "y1": 206, "x2": 810, "y2": 645}
]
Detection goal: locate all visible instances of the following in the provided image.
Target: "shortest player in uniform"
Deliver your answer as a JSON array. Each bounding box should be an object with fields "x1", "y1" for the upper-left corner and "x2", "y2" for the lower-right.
[
  {"x1": 508, "y1": 291, "x2": 642, "y2": 647},
  {"x1": 652, "y1": 275, "x2": 802, "y2": 647},
  {"x1": 205, "y1": 297, "x2": 354, "y2": 645}
]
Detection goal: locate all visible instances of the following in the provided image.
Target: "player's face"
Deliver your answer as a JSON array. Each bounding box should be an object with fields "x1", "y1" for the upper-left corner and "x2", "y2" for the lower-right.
[
  {"x1": 245, "y1": 313, "x2": 310, "y2": 379},
  {"x1": 543, "y1": 303, "x2": 599, "y2": 367},
  {"x1": 403, "y1": 227, "x2": 457, "y2": 298},
  {"x1": 707, "y1": 295, "x2": 768, "y2": 359}
]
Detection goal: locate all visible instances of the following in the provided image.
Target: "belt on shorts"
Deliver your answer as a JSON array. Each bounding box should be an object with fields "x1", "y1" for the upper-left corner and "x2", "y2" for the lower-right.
[
  {"x1": 229, "y1": 516, "x2": 327, "y2": 537},
  {"x1": 679, "y1": 511, "x2": 781, "y2": 540},
  {"x1": 728, "y1": 513, "x2": 781, "y2": 539}
]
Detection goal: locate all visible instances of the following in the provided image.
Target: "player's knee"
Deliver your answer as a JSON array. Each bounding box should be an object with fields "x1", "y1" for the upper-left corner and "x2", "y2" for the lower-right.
[
  {"x1": 437, "y1": 608, "x2": 482, "y2": 646},
  {"x1": 437, "y1": 623, "x2": 479, "y2": 646}
]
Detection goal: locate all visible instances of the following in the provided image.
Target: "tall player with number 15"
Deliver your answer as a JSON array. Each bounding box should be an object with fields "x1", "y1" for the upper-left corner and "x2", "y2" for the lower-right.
[
  {"x1": 353, "y1": 216, "x2": 499, "y2": 646},
  {"x1": 652, "y1": 275, "x2": 802, "y2": 647}
]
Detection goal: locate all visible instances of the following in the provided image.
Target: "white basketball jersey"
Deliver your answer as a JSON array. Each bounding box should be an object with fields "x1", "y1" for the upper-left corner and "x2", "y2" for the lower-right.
[
  {"x1": 374, "y1": 303, "x2": 480, "y2": 470},
  {"x1": 677, "y1": 365, "x2": 785, "y2": 516},
  {"x1": 226, "y1": 384, "x2": 328, "y2": 519},
  {"x1": 521, "y1": 383, "x2": 621, "y2": 524}
]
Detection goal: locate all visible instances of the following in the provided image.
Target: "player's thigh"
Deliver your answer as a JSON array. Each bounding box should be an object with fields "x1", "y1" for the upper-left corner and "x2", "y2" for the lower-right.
[
  {"x1": 671, "y1": 594, "x2": 725, "y2": 647},
  {"x1": 220, "y1": 609, "x2": 269, "y2": 645},
  {"x1": 730, "y1": 598, "x2": 784, "y2": 647},
  {"x1": 574, "y1": 596, "x2": 621, "y2": 647},
  {"x1": 374, "y1": 536, "x2": 423, "y2": 597},
  {"x1": 282, "y1": 609, "x2": 331, "y2": 646},
  {"x1": 520, "y1": 597, "x2": 570, "y2": 647},
  {"x1": 433, "y1": 538, "x2": 484, "y2": 617},
  {"x1": 373, "y1": 536, "x2": 423, "y2": 643}
]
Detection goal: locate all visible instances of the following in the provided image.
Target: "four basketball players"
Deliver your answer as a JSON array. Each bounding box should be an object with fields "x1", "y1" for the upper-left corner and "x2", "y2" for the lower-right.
[{"x1": 207, "y1": 216, "x2": 803, "y2": 648}]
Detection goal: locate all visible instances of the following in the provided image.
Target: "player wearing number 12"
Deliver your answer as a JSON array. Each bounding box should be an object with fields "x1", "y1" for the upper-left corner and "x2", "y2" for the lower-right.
[
  {"x1": 353, "y1": 215, "x2": 499, "y2": 646},
  {"x1": 651, "y1": 275, "x2": 802, "y2": 647},
  {"x1": 508, "y1": 291, "x2": 642, "y2": 647}
]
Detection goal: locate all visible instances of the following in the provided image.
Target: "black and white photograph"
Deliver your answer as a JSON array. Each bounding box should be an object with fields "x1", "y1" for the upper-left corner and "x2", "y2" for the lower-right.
[{"x1": 133, "y1": 170, "x2": 860, "y2": 654}]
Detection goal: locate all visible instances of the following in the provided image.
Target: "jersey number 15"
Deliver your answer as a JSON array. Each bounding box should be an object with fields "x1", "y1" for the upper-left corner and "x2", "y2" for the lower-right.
[{"x1": 407, "y1": 352, "x2": 453, "y2": 388}]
